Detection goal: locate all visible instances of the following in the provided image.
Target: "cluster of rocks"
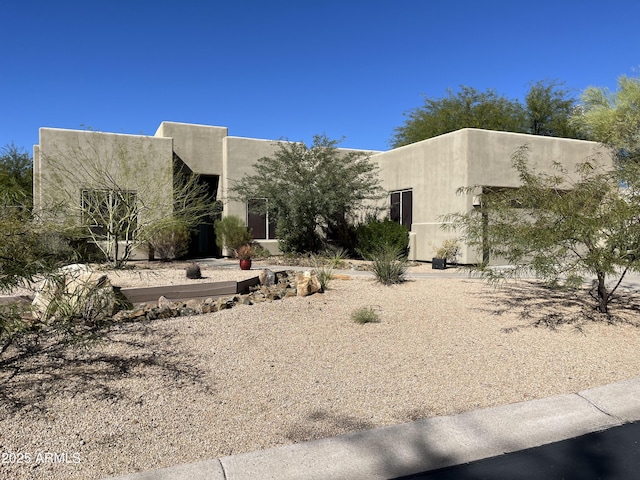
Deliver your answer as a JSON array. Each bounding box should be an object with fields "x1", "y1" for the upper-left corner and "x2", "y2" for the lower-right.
[
  {"x1": 29, "y1": 264, "x2": 325, "y2": 324},
  {"x1": 112, "y1": 268, "x2": 322, "y2": 323}
]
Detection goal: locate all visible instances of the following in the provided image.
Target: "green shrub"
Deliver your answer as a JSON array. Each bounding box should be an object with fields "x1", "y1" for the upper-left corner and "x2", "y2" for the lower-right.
[
  {"x1": 214, "y1": 215, "x2": 252, "y2": 254},
  {"x1": 351, "y1": 306, "x2": 380, "y2": 324},
  {"x1": 146, "y1": 218, "x2": 191, "y2": 261},
  {"x1": 356, "y1": 217, "x2": 409, "y2": 260},
  {"x1": 371, "y1": 244, "x2": 408, "y2": 285}
]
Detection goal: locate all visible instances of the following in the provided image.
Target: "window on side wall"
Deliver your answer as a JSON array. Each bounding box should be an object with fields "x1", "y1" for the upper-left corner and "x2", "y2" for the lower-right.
[
  {"x1": 390, "y1": 189, "x2": 412, "y2": 230},
  {"x1": 247, "y1": 198, "x2": 276, "y2": 240}
]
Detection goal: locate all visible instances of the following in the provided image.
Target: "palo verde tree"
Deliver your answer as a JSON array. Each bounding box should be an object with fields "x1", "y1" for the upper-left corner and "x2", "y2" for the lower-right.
[
  {"x1": 1, "y1": 143, "x2": 73, "y2": 293},
  {"x1": 1, "y1": 144, "x2": 77, "y2": 351},
  {"x1": 391, "y1": 86, "x2": 526, "y2": 147},
  {"x1": 42, "y1": 132, "x2": 214, "y2": 267},
  {"x1": 525, "y1": 80, "x2": 584, "y2": 138},
  {"x1": 571, "y1": 75, "x2": 640, "y2": 163},
  {"x1": 0, "y1": 143, "x2": 33, "y2": 209},
  {"x1": 392, "y1": 81, "x2": 586, "y2": 148},
  {"x1": 232, "y1": 134, "x2": 383, "y2": 253},
  {"x1": 443, "y1": 144, "x2": 640, "y2": 314}
]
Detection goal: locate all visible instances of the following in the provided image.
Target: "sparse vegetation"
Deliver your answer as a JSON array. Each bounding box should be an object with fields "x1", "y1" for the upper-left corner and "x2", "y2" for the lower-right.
[
  {"x1": 351, "y1": 306, "x2": 380, "y2": 324},
  {"x1": 435, "y1": 238, "x2": 460, "y2": 263},
  {"x1": 235, "y1": 244, "x2": 254, "y2": 260},
  {"x1": 321, "y1": 246, "x2": 349, "y2": 268},
  {"x1": 443, "y1": 144, "x2": 640, "y2": 314},
  {"x1": 371, "y1": 244, "x2": 408, "y2": 285},
  {"x1": 145, "y1": 217, "x2": 191, "y2": 261},
  {"x1": 315, "y1": 266, "x2": 334, "y2": 291},
  {"x1": 42, "y1": 134, "x2": 214, "y2": 268}
]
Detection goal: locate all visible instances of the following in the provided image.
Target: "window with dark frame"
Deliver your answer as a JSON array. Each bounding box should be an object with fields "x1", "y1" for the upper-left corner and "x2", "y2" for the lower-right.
[
  {"x1": 247, "y1": 198, "x2": 276, "y2": 240},
  {"x1": 390, "y1": 189, "x2": 412, "y2": 230}
]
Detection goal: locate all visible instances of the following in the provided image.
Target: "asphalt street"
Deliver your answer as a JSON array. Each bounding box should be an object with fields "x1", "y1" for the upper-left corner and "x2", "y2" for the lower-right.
[{"x1": 393, "y1": 421, "x2": 640, "y2": 480}]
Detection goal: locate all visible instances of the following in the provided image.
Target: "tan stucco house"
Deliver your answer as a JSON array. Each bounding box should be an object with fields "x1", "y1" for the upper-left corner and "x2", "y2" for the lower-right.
[{"x1": 33, "y1": 121, "x2": 610, "y2": 264}]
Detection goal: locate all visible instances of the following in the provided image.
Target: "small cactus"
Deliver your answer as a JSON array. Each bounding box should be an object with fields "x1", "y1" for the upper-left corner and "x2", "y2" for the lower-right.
[{"x1": 185, "y1": 263, "x2": 202, "y2": 280}]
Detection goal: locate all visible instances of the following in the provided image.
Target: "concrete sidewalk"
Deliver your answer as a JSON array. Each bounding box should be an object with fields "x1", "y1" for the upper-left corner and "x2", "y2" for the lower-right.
[{"x1": 105, "y1": 376, "x2": 640, "y2": 480}]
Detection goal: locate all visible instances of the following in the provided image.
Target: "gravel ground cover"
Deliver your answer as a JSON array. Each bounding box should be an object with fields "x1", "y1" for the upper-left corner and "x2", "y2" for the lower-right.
[{"x1": 1, "y1": 263, "x2": 640, "y2": 479}]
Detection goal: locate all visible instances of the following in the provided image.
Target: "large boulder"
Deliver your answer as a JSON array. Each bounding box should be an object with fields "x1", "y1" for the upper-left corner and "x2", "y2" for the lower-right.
[
  {"x1": 32, "y1": 264, "x2": 117, "y2": 322},
  {"x1": 295, "y1": 270, "x2": 322, "y2": 297}
]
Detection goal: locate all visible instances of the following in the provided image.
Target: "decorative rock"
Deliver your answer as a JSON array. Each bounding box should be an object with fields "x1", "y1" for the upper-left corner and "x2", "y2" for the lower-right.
[
  {"x1": 216, "y1": 297, "x2": 234, "y2": 310},
  {"x1": 186, "y1": 263, "x2": 202, "y2": 279},
  {"x1": 128, "y1": 308, "x2": 147, "y2": 319},
  {"x1": 32, "y1": 264, "x2": 117, "y2": 321},
  {"x1": 112, "y1": 268, "x2": 303, "y2": 322},
  {"x1": 237, "y1": 295, "x2": 253, "y2": 305},
  {"x1": 259, "y1": 268, "x2": 276, "y2": 286},
  {"x1": 332, "y1": 273, "x2": 352, "y2": 280},
  {"x1": 157, "y1": 305, "x2": 177, "y2": 318},
  {"x1": 295, "y1": 271, "x2": 322, "y2": 297},
  {"x1": 179, "y1": 307, "x2": 196, "y2": 317},
  {"x1": 158, "y1": 295, "x2": 175, "y2": 308}
]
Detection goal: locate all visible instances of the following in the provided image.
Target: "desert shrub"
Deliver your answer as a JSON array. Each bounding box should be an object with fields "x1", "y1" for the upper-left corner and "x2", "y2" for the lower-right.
[
  {"x1": 316, "y1": 265, "x2": 333, "y2": 290},
  {"x1": 321, "y1": 246, "x2": 349, "y2": 268},
  {"x1": 232, "y1": 135, "x2": 383, "y2": 254},
  {"x1": 435, "y1": 238, "x2": 461, "y2": 263},
  {"x1": 351, "y1": 306, "x2": 380, "y2": 324},
  {"x1": 325, "y1": 219, "x2": 359, "y2": 255},
  {"x1": 0, "y1": 212, "x2": 73, "y2": 293},
  {"x1": 356, "y1": 217, "x2": 409, "y2": 260},
  {"x1": 310, "y1": 255, "x2": 334, "y2": 290},
  {"x1": 236, "y1": 244, "x2": 254, "y2": 260},
  {"x1": 146, "y1": 218, "x2": 191, "y2": 261},
  {"x1": 316, "y1": 265, "x2": 333, "y2": 291},
  {"x1": 214, "y1": 215, "x2": 252, "y2": 255},
  {"x1": 250, "y1": 242, "x2": 271, "y2": 260},
  {"x1": 0, "y1": 207, "x2": 78, "y2": 351},
  {"x1": 371, "y1": 244, "x2": 408, "y2": 285}
]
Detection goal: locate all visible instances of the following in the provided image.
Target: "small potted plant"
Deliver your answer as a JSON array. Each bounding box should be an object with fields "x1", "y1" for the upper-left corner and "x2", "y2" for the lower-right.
[
  {"x1": 432, "y1": 239, "x2": 460, "y2": 270},
  {"x1": 236, "y1": 244, "x2": 254, "y2": 270}
]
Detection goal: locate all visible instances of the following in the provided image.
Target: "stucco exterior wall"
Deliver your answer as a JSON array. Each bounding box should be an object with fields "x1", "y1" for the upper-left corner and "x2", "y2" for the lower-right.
[
  {"x1": 466, "y1": 129, "x2": 607, "y2": 187},
  {"x1": 372, "y1": 130, "x2": 470, "y2": 261},
  {"x1": 35, "y1": 128, "x2": 175, "y2": 259},
  {"x1": 462, "y1": 129, "x2": 609, "y2": 263},
  {"x1": 372, "y1": 128, "x2": 611, "y2": 264},
  {"x1": 34, "y1": 122, "x2": 613, "y2": 265},
  {"x1": 222, "y1": 136, "x2": 281, "y2": 253},
  {"x1": 155, "y1": 121, "x2": 227, "y2": 180}
]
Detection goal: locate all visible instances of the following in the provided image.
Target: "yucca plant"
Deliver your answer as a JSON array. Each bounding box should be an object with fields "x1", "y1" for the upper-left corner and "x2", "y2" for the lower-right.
[
  {"x1": 311, "y1": 254, "x2": 334, "y2": 290},
  {"x1": 371, "y1": 244, "x2": 408, "y2": 285}
]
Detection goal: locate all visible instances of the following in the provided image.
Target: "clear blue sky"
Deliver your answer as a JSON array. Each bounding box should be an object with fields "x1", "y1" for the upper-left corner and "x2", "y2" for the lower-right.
[{"x1": 2, "y1": 0, "x2": 639, "y2": 154}]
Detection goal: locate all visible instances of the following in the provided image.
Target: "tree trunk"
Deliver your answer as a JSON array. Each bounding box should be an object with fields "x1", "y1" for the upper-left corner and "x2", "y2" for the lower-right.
[{"x1": 596, "y1": 272, "x2": 609, "y2": 314}]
